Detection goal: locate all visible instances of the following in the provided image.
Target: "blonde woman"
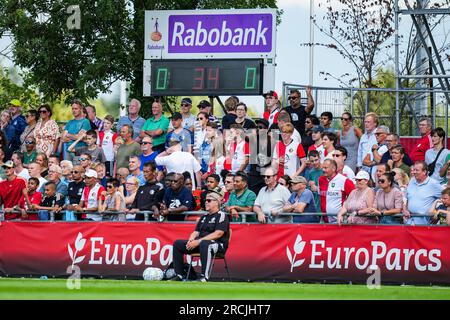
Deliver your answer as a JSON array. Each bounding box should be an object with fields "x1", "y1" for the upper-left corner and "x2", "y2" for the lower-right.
[
  {"x1": 392, "y1": 167, "x2": 410, "y2": 207},
  {"x1": 121, "y1": 176, "x2": 140, "y2": 220}
]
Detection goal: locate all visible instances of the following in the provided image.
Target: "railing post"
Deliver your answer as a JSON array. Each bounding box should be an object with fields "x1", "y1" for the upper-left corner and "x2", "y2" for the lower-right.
[{"x1": 144, "y1": 212, "x2": 149, "y2": 222}]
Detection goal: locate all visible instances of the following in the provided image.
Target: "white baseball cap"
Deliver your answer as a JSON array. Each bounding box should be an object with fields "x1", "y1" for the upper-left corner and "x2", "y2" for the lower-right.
[
  {"x1": 355, "y1": 170, "x2": 370, "y2": 181},
  {"x1": 85, "y1": 169, "x2": 98, "y2": 179}
]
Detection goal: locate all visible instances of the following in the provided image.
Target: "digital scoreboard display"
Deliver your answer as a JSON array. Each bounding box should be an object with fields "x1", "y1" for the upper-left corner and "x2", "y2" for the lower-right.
[{"x1": 150, "y1": 59, "x2": 263, "y2": 96}]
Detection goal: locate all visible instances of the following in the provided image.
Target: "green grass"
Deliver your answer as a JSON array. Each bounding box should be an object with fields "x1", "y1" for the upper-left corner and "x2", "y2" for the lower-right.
[{"x1": 1, "y1": 278, "x2": 450, "y2": 300}]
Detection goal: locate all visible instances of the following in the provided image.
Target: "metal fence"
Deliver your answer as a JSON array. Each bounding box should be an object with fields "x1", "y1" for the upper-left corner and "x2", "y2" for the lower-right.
[
  {"x1": 282, "y1": 83, "x2": 450, "y2": 137},
  {"x1": 2, "y1": 210, "x2": 446, "y2": 226}
]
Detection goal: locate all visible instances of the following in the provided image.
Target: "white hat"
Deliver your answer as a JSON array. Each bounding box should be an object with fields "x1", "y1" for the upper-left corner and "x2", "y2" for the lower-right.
[
  {"x1": 85, "y1": 169, "x2": 98, "y2": 179},
  {"x1": 355, "y1": 170, "x2": 370, "y2": 180}
]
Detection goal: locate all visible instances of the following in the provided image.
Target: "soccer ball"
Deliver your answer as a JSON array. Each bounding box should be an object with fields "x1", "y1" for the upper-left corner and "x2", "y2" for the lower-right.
[{"x1": 142, "y1": 267, "x2": 164, "y2": 281}]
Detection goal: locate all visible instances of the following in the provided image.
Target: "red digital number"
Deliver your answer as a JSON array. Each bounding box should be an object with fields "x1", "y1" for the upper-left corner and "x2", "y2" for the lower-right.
[
  {"x1": 207, "y1": 68, "x2": 219, "y2": 89},
  {"x1": 193, "y1": 68, "x2": 205, "y2": 90}
]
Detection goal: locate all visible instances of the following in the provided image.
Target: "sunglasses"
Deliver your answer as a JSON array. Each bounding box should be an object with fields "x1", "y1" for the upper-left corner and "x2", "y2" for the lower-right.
[
  {"x1": 288, "y1": 96, "x2": 298, "y2": 100},
  {"x1": 378, "y1": 179, "x2": 386, "y2": 184},
  {"x1": 79, "y1": 157, "x2": 88, "y2": 161},
  {"x1": 341, "y1": 117, "x2": 350, "y2": 121},
  {"x1": 181, "y1": 103, "x2": 189, "y2": 107},
  {"x1": 106, "y1": 185, "x2": 114, "y2": 189},
  {"x1": 71, "y1": 170, "x2": 80, "y2": 174},
  {"x1": 141, "y1": 142, "x2": 152, "y2": 145},
  {"x1": 39, "y1": 110, "x2": 48, "y2": 114},
  {"x1": 205, "y1": 199, "x2": 218, "y2": 203},
  {"x1": 25, "y1": 141, "x2": 35, "y2": 145},
  {"x1": 197, "y1": 117, "x2": 205, "y2": 121},
  {"x1": 263, "y1": 175, "x2": 276, "y2": 179}
]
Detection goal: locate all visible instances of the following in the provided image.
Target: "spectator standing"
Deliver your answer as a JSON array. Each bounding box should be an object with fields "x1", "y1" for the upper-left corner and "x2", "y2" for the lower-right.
[
  {"x1": 387, "y1": 145, "x2": 411, "y2": 177},
  {"x1": 357, "y1": 112, "x2": 378, "y2": 174},
  {"x1": 272, "y1": 123, "x2": 306, "y2": 179},
  {"x1": 337, "y1": 170, "x2": 375, "y2": 225},
  {"x1": 370, "y1": 172, "x2": 404, "y2": 224},
  {"x1": 75, "y1": 169, "x2": 105, "y2": 221},
  {"x1": 305, "y1": 150, "x2": 323, "y2": 212},
  {"x1": 339, "y1": 112, "x2": 362, "y2": 172},
  {"x1": 155, "y1": 139, "x2": 202, "y2": 191},
  {"x1": 253, "y1": 167, "x2": 292, "y2": 223},
  {"x1": 116, "y1": 99, "x2": 146, "y2": 141},
  {"x1": 98, "y1": 178, "x2": 126, "y2": 221},
  {"x1": 221, "y1": 96, "x2": 238, "y2": 130},
  {"x1": 225, "y1": 171, "x2": 256, "y2": 222},
  {"x1": 283, "y1": 176, "x2": 318, "y2": 223},
  {"x1": 318, "y1": 159, "x2": 356, "y2": 223},
  {"x1": 425, "y1": 127, "x2": 449, "y2": 184},
  {"x1": 308, "y1": 125, "x2": 326, "y2": 162},
  {"x1": 283, "y1": 87, "x2": 315, "y2": 137},
  {"x1": 404, "y1": 161, "x2": 442, "y2": 225},
  {"x1": 410, "y1": 117, "x2": 433, "y2": 163},
  {"x1": 139, "y1": 136, "x2": 159, "y2": 170},
  {"x1": 60, "y1": 100, "x2": 91, "y2": 160},
  {"x1": 115, "y1": 124, "x2": 141, "y2": 175},
  {"x1": 193, "y1": 111, "x2": 209, "y2": 158},
  {"x1": 65, "y1": 166, "x2": 85, "y2": 220},
  {"x1": 161, "y1": 173, "x2": 194, "y2": 221},
  {"x1": 27, "y1": 162, "x2": 47, "y2": 190},
  {"x1": 302, "y1": 115, "x2": 319, "y2": 152},
  {"x1": 199, "y1": 122, "x2": 219, "y2": 176},
  {"x1": 380, "y1": 133, "x2": 414, "y2": 166},
  {"x1": 363, "y1": 125, "x2": 390, "y2": 180},
  {"x1": 8, "y1": 99, "x2": 27, "y2": 152},
  {"x1": 234, "y1": 103, "x2": 256, "y2": 130},
  {"x1": 165, "y1": 112, "x2": 193, "y2": 153},
  {"x1": 0, "y1": 160, "x2": 29, "y2": 220},
  {"x1": 20, "y1": 177, "x2": 42, "y2": 220},
  {"x1": 128, "y1": 161, "x2": 164, "y2": 221},
  {"x1": 322, "y1": 132, "x2": 337, "y2": 161},
  {"x1": 0, "y1": 149, "x2": 6, "y2": 180},
  {"x1": 141, "y1": 100, "x2": 170, "y2": 153},
  {"x1": 12, "y1": 151, "x2": 30, "y2": 181},
  {"x1": 0, "y1": 131, "x2": 9, "y2": 162},
  {"x1": 95, "y1": 163, "x2": 108, "y2": 189},
  {"x1": 39, "y1": 164, "x2": 68, "y2": 197},
  {"x1": 127, "y1": 155, "x2": 145, "y2": 186},
  {"x1": 177, "y1": 97, "x2": 196, "y2": 133},
  {"x1": 98, "y1": 115, "x2": 118, "y2": 176},
  {"x1": 23, "y1": 136, "x2": 37, "y2": 166},
  {"x1": 35, "y1": 152, "x2": 49, "y2": 178},
  {"x1": 320, "y1": 112, "x2": 335, "y2": 133},
  {"x1": 229, "y1": 124, "x2": 250, "y2": 174},
  {"x1": 85, "y1": 105, "x2": 104, "y2": 132},
  {"x1": 274, "y1": 111, "x2": 302, "y2": 144},
  {"x1": 262, "y1": 90, "x2": 280, "y2": 128},
  {"x1": 0, "y1": 110, "x2": 14, "y2": 157},
  {"x1": 333, "y1": 147, "x2": 356, "y2": 183},
  {"x1": 68, "y1": 129, "x2": 106, "y2": 164},
  {"x1": 20, "y1": 110, "x2": 38, "y2": 153},
  {"x1": 197, "y1": 100, "x2": 222, "y2": 131}
]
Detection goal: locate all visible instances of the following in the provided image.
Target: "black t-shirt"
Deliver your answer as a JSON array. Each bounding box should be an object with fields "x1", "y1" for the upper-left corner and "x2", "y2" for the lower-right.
[
  {"x1": 41, "y1": 193, "x2": 65, "y2": 208},
  {"x1": 302, "y1": 130, "x2": 314, "y2": 154},
  {"x1": 222, "y1": 114, "x2": 238, "y2": 130},
  {"x1": 67, "y1": 180, "x2": 86, "y2": 204},
  {"x1": 234, "y1": 118, "x2": 256, "y2": 130},
  {"x1": 195, "y1": 211, "x2": 230, "y2": 250},
  {"x1": 132, "y1": 182, "x2": 164, "y2": 211},
  {"x1": 283, "y1": 104, "x2": 309, "y2": 136}
]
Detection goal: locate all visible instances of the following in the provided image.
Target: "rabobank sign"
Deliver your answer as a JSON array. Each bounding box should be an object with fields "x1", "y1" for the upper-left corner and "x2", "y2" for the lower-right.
[{"x1": 144, "y1": 9, "x2": 277, "y2": 59}]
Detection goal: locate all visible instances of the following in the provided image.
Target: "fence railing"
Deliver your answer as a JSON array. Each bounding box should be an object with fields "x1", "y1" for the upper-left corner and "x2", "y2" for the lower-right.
[{"x1": 1, "y1": 210, "x2": 446, "y2": 226}]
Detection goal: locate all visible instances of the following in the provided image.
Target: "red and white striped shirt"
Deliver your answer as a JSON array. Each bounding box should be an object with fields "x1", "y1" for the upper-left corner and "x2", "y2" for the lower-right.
[
  {"x1": 318, "y1": 173, "x2": 355, "y2": 223},
  {"x1": 273, "y1": 140, "x2": 306, "y2": 178}
]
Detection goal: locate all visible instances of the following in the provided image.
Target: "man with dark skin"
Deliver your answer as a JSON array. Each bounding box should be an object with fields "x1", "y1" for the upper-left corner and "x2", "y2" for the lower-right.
[{"x1": 160, "y1": 173, "x2": 193, "y2": 221}]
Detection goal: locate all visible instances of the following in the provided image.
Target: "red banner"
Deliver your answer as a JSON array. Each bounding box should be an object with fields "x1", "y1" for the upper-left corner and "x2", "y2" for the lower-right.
[{"x1": 1, "y1": 222, "x2": 449, "y2": 284}]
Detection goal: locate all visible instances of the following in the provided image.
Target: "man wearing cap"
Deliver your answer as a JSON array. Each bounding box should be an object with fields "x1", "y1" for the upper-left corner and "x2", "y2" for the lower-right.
[
  {"x1": 197, "y1": 100, "x2": 222, "y2": 131},
  {"x1": 262, "y1": 90, "x2": 280, "y2": 129},
  {"x1": 38, "y1": 164, "x2": 68, "y2": 197},
  {"x1": 74, "y1": 169, "x2": 105, "y2": 221},
  {"x1": 177, "y1": 98, "x2": 196, "y2": 133},
  {"x1": 283, "y1": 87, "x2": 315, "y2": 138},
  {"x1": 165, "y1": 112, "x2": 193, "y2": 153},
  {"x1": 0, "y1": 160, "x2": 30, "y2": 220},
  {"x1": 308, "y1": 125, "x2": 326, "y2": 162},
  {"x1": 283, "y1": 175, "x2": 319, "y2": 223},
  {"x1": 171, "y1": 190, "x2": 230, "y2": 282},
  {"x1": 141, "y1": 100, "x2": 170, "y2": 154},
  {"x1": 8, "y1": 99, "x2": 27, "y2": 152},
  {"x1": 363, "y1": 125, "x2": 389, "y2": 180},
  {"x1": 117, "y1": 98, "x2": 146, "y2": 141}
]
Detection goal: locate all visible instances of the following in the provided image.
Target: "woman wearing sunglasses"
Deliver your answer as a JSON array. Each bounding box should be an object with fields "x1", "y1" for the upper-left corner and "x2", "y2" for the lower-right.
[
  {"x1": 370, "y1": 172, "x2": 404, "y2": 224},
  {"x1": 34, "y1": 104, "x2": 61, "y2": 157},
  {"x1": 99, "y1": 178, "x2": 126, "y2": 221},
  {"x1": 339, "y1": 112, "x2": 362, "y2": 172}
]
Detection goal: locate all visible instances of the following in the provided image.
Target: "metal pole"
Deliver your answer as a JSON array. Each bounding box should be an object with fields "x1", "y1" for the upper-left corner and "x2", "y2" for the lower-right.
[
  {"x1": 394, "y1": 0, "x2": 400, "y2": 134},
  {"x1": 309, "y1": 0, "x2": 314, "y2": 86}
]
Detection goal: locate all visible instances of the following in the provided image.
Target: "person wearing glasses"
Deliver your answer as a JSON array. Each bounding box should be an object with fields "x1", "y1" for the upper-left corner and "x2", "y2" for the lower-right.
[
  {"x1": 160, "y1": 172, "x2": 194, "y2": 221},
  {"x1": 333, "y1": 146, "x2": 356, "y2": 184},
  {"x1": 339, "y1": 112, "x2": 362, "y2": 172},
  {"x1": 262, "y1": 90, "x2": 280, "y2": 129},
  {"x1": 196, "y1": 100, "x2": 222, "y2": 131},
  {"x1": 233, "y1": 102, "x2": 256, "y2": 131},
  {"x1": 171, "y1": 191, "x2": 230, "y2": 282},
  {"x1": 23, "y1": 137, "x2": 37, "y2": 167},
  {"x1": 39, "y1": 164, "x2": 68, "y2": 197},
  {"x1": 177, "y1": 97, "x2": 196, "y2": 133},
  {"x1": 65, "y1": 165, "x2": 85, "y2": 220},
  {"x1": 74, "y1": 169, "x2": 105, "y2": 221},
  {"x1": 193, "y1": 111, "x2": 209, "y2": 159},
  {"x1": 139, "y1": 136, "x2": 160, "y2": 170},
  {"x1": 363, "y1": 125, "x2": 390, "y2": 181},
  {"x1": 283, "y1": 87, "x2": 315, "y2": 137},
  {"x1": 99, "y1": 178, "x2": 126, "y2": 221},
  {"x1": 19, "y1": 110, "x2": 38, "y2": 153},
  {"x1": 369, "y1": 172, "x2": 404, "y2": 224},
  {"x1": 302, "y1": 114, "x2": 320, "y2": 152},
  {"x1": 253, "y1": 167, "x2": 292, "y2": 224},
  {"x1": 337, "y1": 170, "x2": 376, "y2": 225}
]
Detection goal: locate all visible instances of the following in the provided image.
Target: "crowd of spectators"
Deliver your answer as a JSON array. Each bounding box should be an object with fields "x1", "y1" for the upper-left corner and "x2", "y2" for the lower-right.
[{"x1": 0, "y1": 91, "x2": 449, "y2": 227}]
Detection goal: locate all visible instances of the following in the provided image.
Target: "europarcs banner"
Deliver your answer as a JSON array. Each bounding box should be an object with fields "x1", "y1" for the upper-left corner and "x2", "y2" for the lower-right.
[{"x1": 0, "y1": 222, "x2": 449, "y2": 285}]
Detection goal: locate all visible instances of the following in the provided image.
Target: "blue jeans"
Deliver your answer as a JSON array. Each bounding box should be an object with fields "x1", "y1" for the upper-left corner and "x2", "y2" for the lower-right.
[{"x1": 38, "y1": 210, "x2": 49, "y2": 221}]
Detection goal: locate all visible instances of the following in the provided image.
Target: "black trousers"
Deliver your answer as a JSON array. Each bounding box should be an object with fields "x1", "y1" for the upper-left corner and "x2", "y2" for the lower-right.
[{"x1": 172, "y1": 239, "x2": 225, "y2": 279}]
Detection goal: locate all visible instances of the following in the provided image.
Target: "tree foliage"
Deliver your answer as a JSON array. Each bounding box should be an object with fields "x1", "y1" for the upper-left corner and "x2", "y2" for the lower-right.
[{"x1": 0, "y1": 0, "x2": 280, "y2": 117}]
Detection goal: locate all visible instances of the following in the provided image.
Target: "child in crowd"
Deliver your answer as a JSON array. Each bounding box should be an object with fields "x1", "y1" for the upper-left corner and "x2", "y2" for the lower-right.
[
  {"x1": 68, "y1": 129, "x2": 106, "y2": 164},
  {"x1": 33, "y1": 182, "x2": 65, "y2": 221}
]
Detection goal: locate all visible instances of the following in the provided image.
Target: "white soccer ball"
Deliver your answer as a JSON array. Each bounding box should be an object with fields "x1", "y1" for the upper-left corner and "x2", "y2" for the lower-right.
[{"x1": 142, "y1": 267, "x2": 164, "y2": 281}]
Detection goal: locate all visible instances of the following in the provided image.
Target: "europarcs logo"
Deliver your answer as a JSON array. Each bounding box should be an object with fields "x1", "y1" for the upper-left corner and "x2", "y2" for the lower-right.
[{"x1": 286, "y1": 233, "x2": 442, "y2": 272}]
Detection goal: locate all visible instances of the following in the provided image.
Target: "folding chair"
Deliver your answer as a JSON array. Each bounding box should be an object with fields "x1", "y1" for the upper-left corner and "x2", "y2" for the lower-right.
[{"x1": 186, "y1": 229, "x2": 232, "y2": 281}]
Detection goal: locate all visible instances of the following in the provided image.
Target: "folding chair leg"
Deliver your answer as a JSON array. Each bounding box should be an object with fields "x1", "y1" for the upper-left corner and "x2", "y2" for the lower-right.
[
  {"x1": 223, "y1": 257, "x2": 231, "y2": 282},
  {"x1": 186, "y1": 259, "x2": 193, "y2": 280}
]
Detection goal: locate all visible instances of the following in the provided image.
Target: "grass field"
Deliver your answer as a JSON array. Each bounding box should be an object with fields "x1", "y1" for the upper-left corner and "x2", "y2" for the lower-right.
[{"x1": 1, "y1": 278, "x2": 450, "y2": 299}]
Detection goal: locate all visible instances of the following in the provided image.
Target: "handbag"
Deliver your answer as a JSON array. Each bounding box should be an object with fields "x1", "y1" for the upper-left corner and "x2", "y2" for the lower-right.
[{"x1": 428, "y1": 148, "x2": 444, "y2": 176}]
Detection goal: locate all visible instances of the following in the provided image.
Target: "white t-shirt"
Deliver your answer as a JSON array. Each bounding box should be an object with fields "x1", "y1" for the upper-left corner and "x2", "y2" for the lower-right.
[
  {"x1": 17, "y1": 168, "x2": 30, "y2": 181},
  {"x1": 254, "y1": 184, "x2": 292, "y2": 223},
  {"x1": 99, "y1": 130, "x2": 115, "y2": 161},
  {"x1": 155, "y1": 151, "x2": 202, "y2": 190},
  {"x1": 230, "y1": 140, "x2": 249, "y2": 173}
]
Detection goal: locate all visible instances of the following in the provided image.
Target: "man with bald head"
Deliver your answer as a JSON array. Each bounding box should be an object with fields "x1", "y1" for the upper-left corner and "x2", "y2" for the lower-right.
[
  {"x1": 65, "y1": 165, "x2": 86, "y2": 220},
  {"x1": 160, "y1": 173, "x2": 194, "y2": 222}
]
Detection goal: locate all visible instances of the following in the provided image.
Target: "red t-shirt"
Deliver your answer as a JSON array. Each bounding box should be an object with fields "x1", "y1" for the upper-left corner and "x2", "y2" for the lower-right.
[
  {"x1": 410, "y1": 133, "x2": 432, "y2": 163},
  {"x1": 0, "y1": 177, "x2": 26, "y2": 220},
  {"x1": 19, "y1": 191, "x2": 43, "y2": 220}
]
